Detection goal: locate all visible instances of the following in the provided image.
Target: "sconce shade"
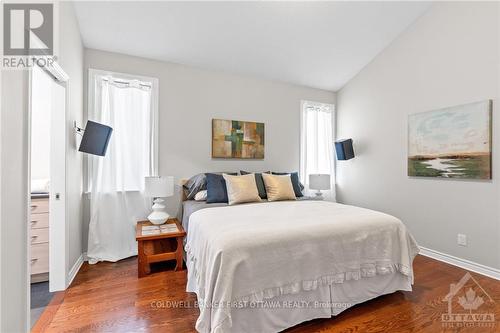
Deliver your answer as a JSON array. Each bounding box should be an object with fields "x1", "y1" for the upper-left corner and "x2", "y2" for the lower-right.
[
  {"x1": 144, "y1": 176, "x2": 174, "y2": 198},
  {"x1": 78, "y1": 120, "x2": 113, "y2": 156},
  {"x1": 335, "y1": 139, "x2": 355, "y2": 160},
  {"x1": 309, "y1": 174, "x2": 331, "y2": 190}
]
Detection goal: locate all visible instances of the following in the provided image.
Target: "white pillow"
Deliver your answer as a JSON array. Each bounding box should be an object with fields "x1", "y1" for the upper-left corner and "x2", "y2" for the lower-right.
[
  {"x1": 223, "y1": 173, "x2": 262, "y2": 205},
  {"x1": 31, "y1": 178, "x2": 50, "y2": 193},
  {"x1": 194, "y1": 190, "x2": 207, "y2": 201}
]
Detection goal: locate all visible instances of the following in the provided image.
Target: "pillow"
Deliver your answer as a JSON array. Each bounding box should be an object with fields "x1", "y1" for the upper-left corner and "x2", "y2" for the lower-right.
[
  {"x1": 261, "y1": 174, "x2": 297, "y2": 201},
  {"x1": 272, "y1": 172, "x2": 303, "y2": 197},
  {"x1": 183, "y1": 173, "x2": 206, "y2": 200},
  {"x1": 223, "y1": 174, "x2": 262, "y2": 205},
  {"x1": 240, "y1": 171, "x2": 270, "y2": 199},
  {"x1": 194, "y1": 190, "x2": 207, "y2": 201},
  {"x1": 206, "y1": 173, "x2": 237, "y2": 203},
  {"x1": 31, "y1": 179, "x2": 50, "y2": 193}
]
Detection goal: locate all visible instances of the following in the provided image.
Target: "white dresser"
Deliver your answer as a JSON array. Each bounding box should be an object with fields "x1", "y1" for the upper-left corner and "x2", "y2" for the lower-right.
[{"x1": 30, "y1": 196, "x2": 49, "y2": 282}]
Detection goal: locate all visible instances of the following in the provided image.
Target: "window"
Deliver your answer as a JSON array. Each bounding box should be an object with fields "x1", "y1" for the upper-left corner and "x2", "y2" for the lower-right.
[
  {"x1": 86, "y1": 69, "x2": 159, "y2": 263},
  {"x1": 300, "y1": 100, "x2": 335, "y2": 200},
  {"x1": 87, "y1": 69, "x2": 159, "y2": 192}
]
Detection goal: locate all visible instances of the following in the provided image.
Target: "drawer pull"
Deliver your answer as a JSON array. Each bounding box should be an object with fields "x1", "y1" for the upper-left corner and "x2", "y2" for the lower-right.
[
  {"x1": 31, "y1": 205, "x2": 37, "y2": 209},
  {"x1": 31, "y1": 235, "x2": 38, "y2": 242},
  {"x1": 31, "y1": 258, "x2": 38, "y2": 264}
]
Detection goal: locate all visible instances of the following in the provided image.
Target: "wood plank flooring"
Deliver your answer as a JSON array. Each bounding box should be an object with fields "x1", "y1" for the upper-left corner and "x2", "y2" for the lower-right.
[{"x1": 32, "y1": 255, "x2": 500, "y2": 332}]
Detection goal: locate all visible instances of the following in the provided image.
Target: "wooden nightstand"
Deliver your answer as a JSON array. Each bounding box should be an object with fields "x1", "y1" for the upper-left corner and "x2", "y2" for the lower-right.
[{"x1": 135, "y1": 218, "x2": 186, "y2": 278}]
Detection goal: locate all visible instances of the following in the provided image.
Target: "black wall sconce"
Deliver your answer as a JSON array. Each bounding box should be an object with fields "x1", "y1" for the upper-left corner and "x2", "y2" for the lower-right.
[
  {"x1": 75, "y1": 120, "x2": 113, "y2": 156},
  {"x1": 335, "y1": 139, "x2": 355, "y2": 160}
]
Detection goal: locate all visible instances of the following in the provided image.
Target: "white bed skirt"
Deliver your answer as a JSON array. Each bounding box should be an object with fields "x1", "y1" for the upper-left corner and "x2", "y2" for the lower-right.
[{"x1": 188, "y1": 271, "x2": 412, "y2": 333}]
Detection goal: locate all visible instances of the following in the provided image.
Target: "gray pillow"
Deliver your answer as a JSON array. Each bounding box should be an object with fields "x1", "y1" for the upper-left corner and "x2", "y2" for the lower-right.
[
  {"x1": 183, "y1": 172, "x2": 238, "y2": 200},
  {"x1": 183, "y1": 173, "x2": 206, "y2": 200}
]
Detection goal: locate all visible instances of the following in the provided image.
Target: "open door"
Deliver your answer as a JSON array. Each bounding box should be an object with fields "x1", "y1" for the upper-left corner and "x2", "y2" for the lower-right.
[
  {"x1": 49, "y1": 69, "x2": 67, "y2": 292},
  {"x1": 30, "y1": 65, "x2": 67, "y2": 294}
]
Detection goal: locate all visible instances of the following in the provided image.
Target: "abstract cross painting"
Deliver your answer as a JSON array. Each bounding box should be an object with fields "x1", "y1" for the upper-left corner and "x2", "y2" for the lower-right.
[
  {"x1": 408, "y1": 100, "x2": 492, "y2": 179},
  {"x1": 212, "y1": 119, "x2": 265, "y2": 159}
]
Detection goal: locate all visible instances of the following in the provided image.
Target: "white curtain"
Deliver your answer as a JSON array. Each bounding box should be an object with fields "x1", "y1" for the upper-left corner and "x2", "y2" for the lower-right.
[
  {"x1": 87, "y1": 75, "x2": 155, "y2": 264},
  {"x1": 300, "y1": 101, "x2": 336, "y2": 201}
]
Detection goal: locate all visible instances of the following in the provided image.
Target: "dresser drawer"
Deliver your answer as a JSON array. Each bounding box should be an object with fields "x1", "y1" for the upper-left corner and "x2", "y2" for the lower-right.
[
  {"x1": 30, "y1": 213, "x2": 49, "y2": 229},
  {"x1": 31, "y1": 228, "x2": 49, "y2": 244},
  {"x1": 31, "y1": 243, "x2": 49, "y2": 275},
  {"x1": 30, "y1": 198, "x2": 49, "y2": 214}
]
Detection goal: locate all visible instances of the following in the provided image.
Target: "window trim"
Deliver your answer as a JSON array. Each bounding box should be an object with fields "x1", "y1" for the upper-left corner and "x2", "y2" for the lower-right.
[{"x1": 85, "y1": 68, "x2": 159, "y2": 193}]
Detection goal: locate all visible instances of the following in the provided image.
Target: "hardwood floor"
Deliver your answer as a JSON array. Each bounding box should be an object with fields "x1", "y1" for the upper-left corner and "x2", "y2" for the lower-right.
[{"x1": 32, "y1": 255, "x2": 500, "y2": 333}]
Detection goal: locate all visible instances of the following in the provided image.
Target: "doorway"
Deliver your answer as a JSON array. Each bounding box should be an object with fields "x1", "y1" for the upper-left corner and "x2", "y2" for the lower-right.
[{"x1": 29, "y1": 63, "x2": 68, "y2": 328}]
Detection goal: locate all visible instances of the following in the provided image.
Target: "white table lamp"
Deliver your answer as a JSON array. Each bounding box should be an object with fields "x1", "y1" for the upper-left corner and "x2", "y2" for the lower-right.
[
  {"x1": 144, "y1": 176, "x2": 174, "y2": 225},
  {"x1": 309, "y1": 174, "x2": 331, "y2": 199}
]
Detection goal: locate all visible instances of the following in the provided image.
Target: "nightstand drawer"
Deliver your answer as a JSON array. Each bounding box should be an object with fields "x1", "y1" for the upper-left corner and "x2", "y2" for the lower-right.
[
  {"x1": 31, "y1": 198, "x2": 49, "y2": 214},
  {"x1": 31, "y1": 228, "x2": 49, "y2": 244},
  {"x1": 30, "y1": 213, "x2": 49, "y2": 229},
  {"x1": 31, "y1": 243, "x2": 49, "y2": 274}
]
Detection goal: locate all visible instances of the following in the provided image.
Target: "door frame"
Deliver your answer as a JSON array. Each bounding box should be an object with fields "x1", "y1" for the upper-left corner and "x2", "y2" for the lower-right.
[{"x1": 27, "y1": 60, "x2": 69, "y2": 321}]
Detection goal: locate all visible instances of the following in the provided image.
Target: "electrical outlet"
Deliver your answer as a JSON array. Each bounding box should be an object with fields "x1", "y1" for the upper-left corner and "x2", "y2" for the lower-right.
[{"x1": 457, "y1": 234, "x2": 467, "y2": 246}]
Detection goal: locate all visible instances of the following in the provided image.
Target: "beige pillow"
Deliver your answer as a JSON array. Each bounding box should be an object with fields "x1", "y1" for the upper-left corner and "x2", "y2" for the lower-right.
[
  {"x1": 261, "y1": 174, "x2": 297, "y2": 201},
  {"x1": 223, "y1": 173, "x2": 262, "y2": 205}
]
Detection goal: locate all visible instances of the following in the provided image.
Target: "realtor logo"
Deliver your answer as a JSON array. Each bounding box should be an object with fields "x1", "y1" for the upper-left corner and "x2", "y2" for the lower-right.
[
  {"x1": 3, "y1": 3, "x2": 53, "y2": 56},
  {"x1": 442, "y1": 272, "x2": 495, "y2": 329}
]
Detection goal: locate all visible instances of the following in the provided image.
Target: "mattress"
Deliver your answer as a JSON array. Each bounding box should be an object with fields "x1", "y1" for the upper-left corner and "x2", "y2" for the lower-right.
[
  {"x1": 184, "y1": 200, "x2": 419, "y2": 332},
  {"x1": 180, "y1": 196, "x2": 318, "y2": 233},
  {"x1": 180, "y1": 200, "x2": 228, "y2": 233}
]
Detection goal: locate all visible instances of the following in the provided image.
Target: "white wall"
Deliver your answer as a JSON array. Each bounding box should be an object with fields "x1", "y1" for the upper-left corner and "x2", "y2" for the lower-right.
[
  {"x1": 0, "y1": 2, "x2": 83, "y2": 331},
  {"x1": 82, "y1": 48, "x2": 335, "y2": 251},
  {"x1": 0, "y1": 61, "x2": 2, "y2": 332},
  {"x1": 0, "y1": 66, "x2": 2, "y2": 332},
  {"x1": 336, "y1": 2, "x2": 500, "y2": 269},
  {"x1": 30, "y1": 101, "x2": 50, "y2": 181},
  {"x1": 1, "y1": 70, "x2": 30, "y2": 333},
  {"x1": 58, "y1": 2, "x2": 84, "y2": 280}
]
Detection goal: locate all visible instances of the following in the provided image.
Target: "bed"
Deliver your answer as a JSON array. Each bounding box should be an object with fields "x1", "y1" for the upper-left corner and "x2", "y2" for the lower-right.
[{"x1": 182, "y1": 197, "x2": 419, "y2": 333}]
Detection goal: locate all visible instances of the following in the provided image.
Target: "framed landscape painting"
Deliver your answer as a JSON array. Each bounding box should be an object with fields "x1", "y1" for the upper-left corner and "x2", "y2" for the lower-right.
[
  {"x1": 408, "y1": 100, "x2": 492, "y2": 179},
  {"x1": 212, "y1": 119, "x2": 265, "y2": 159}
]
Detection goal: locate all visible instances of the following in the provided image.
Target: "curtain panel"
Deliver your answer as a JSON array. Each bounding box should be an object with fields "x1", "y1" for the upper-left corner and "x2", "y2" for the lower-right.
[
  {"x1": 87, "y1": 72, "x2": 156, "y2": 264},
  {"x1": 300, "y1": 101, "x2": 336, "y2": 201}
]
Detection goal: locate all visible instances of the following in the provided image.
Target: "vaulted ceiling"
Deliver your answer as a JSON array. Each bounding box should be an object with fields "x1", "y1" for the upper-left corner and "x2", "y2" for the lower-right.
[{"x1": 73, "y1": 1, "x2": 431, "y2": 91}]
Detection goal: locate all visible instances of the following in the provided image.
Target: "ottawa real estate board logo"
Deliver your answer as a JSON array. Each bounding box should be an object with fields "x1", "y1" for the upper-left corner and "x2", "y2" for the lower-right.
[
  {"x1": 442, "y1": 272, "x2": 496, "y2": 329},
  {"x1": 2, "y1": 3, "x2": 55, "y2": 68}
]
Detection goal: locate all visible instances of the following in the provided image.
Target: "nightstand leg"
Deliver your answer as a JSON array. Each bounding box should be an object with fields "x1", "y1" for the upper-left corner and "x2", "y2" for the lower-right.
[
  {"x1": 175, "y1": 236, "x2": 184, "y2": 271},
  {"x1": 138, "y1": 240, "x2": 147, "y2": 278}
]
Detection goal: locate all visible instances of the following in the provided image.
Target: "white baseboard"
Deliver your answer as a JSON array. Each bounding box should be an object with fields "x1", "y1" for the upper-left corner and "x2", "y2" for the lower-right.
[
  {"x1": 67, "y1": 254, "x2": 84, "y2": 288},
  {"x1": 419, "y1": 246, "x2": 500, "y2": 280}
]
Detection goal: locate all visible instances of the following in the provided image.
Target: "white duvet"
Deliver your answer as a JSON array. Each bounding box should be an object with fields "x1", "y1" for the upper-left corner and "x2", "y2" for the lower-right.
[{"x1": 185, "y1": 200, "x2": 419, "y2": 333}]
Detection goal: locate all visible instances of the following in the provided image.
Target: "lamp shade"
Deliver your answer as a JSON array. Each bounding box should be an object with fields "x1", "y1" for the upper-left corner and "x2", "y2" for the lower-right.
[
  {"x1": 335, "y1": 139, "x2": 355, "y2": 160},
  {"x1": 144, "y1": 176, "x2": 174, "y2": 198},
  {"x1": 78, "y1": 120, "x2": 113, "y2": 156},
  {"x1": 309, "y1": 174, "x2": 331, "y2": 190}
]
